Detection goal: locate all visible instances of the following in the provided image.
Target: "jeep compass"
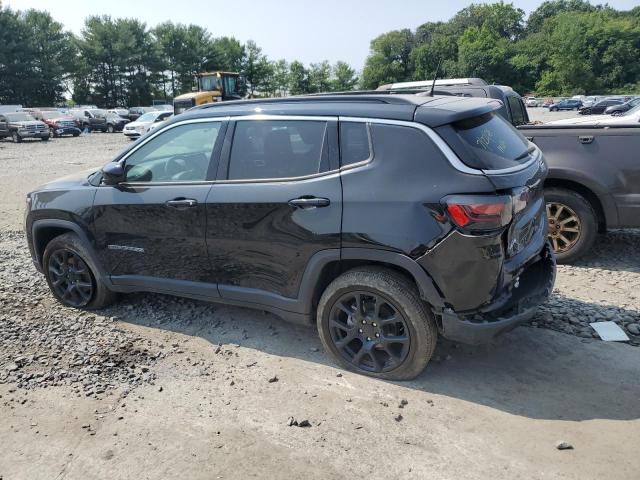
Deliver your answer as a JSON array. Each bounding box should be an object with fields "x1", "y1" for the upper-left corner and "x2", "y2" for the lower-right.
[{"x1": 25, "y1": 95, "x2": 556, "y2": 380}]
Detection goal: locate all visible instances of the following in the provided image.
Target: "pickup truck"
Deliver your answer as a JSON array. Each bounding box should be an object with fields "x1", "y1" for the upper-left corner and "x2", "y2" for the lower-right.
[
  {"x1": 384, "y1": 78, "x2": 639, "y2": 263},
  {"x1": 516, "y1": 124, "x2": 640, "y2": 262}
]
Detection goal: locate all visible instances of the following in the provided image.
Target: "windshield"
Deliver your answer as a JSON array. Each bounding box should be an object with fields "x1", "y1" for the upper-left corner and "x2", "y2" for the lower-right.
[
  {"x1": 90, "y1": 109, "x2": 107, "y2": 117},
  {"x1": 440, "y1": 112, "x2": 533, "y2": 170},
  {"x1": 137, "y1": 112, "x2": 159, "y2": 122},
  {"x1": 6, "y1": 113, "x2": 35, "y2": 122},
  {"x1": 200, "y1": 75, "x2": 221, "y2": 92},
  {"x1": 41, "y1": 111, "x2": 62, "y2": 120}
]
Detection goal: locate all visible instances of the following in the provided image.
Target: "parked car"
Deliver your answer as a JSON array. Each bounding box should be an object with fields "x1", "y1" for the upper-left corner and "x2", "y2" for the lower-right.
[
  {"x1": 123, "y1": 110, "x2": 173, "y2": 139},
  {"x1": 548, "y1": 99, "x2": 583, "y2": 111},
  {"x1": 526, "y1": 96, "x2": 542, "y2": 107},
  {"x1": 104, "y1": 112, "x2": 130, "y2": 133},
  {"x1": 579, "y1": 98, "x2": 624, "y2": 115},
  {"x1": 69, "y1": 109, "x2": 109, "y2": 132},
  {"x1": 0, "y1": 112, "x2": 49, "y2": 142},
  {"x1": 546, "y1": 104, "x2": 640, "y2": 127},
  {"x1": 107, "y1": 108, "x2": 129, "y2": 118},
  {"x1": 39, "y1": 111, "x2": 81, "y2": 138},
  {"x1": 604, "y1": 97, "x2": 640, "y2": 116},
  {"x1": 518, "y1": 122, "x2": 640, "y2": 262},
  {"x1": 24, "y1": 94, "x2": 555, "y2": 380}
]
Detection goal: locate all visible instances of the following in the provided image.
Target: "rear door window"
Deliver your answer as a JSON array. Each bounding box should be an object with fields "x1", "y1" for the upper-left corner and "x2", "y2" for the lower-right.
[
  {"x1": 438, "y1": 112, "x2": 533, "y2": 170},
  {"x1": 228, "y1": 120, "x2": 329, "y2": 180},
  {"x1": 339, "y1": 122, "x2": 371, "y2": 166}
]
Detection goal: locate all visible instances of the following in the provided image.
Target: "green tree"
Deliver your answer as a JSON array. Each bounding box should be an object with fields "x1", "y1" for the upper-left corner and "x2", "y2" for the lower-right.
[
  {"x1": 288, "y1": 60, "x2": 309, "y2": 95},
  {"x1": 270, "y1": 59, "x2": 289, "y2": 96},
  {"x1": 242, "y1": 40, "x2": 272, "y2": 96},
  {"x1": 308, "y1": 61, "x2": 331, "y2": 93},
  {"x1": 526, "y1": 0, "x2": 598, "y2": 33},
  {"x1": 331, "y1": 61, "x2": 358, "y2": 91},
  {"x1": 361, "y1": 29, "x2": 414, "y2": 89}
]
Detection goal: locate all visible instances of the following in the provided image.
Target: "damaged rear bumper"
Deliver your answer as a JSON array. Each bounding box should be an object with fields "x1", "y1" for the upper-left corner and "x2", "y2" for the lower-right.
[{"x1": 439, "y1": 242, "x2": 556, "y2": 344}]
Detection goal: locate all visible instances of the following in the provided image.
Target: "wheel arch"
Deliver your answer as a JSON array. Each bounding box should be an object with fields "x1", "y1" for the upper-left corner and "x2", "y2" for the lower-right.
[
  {"x1": 31, "y1": 220, "x2": 109, "y2": 282},
  {"x1": 304, "y1": 248, "x2": 444, "y2": 320},
  {"x1": 544, "y1": 178, "x2": 608, "y2": 233}
]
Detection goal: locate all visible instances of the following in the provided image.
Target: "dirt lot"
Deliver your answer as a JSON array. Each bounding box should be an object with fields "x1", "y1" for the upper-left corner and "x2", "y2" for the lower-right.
[{"x1": 1, "y1": 127, "x2": 639, "y2": 480}]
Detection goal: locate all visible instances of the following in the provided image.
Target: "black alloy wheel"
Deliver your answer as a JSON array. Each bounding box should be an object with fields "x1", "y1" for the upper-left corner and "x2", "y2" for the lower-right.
[
  {"x1": 328, "y1": 291, "x2": 410, "y2": 373},
  {"x1": 47, "y1": 249, "x2": 94, "y2": 307}
]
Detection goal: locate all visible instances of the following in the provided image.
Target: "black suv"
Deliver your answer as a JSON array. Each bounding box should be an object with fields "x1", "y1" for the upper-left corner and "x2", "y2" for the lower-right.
[{"x1": 25, "y1": 95, "x2": 555, "y2": 380}]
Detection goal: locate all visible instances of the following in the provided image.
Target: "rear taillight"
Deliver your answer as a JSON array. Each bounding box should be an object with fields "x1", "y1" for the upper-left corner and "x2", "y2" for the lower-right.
[{"x1": 443, "y1": 195, "x2": 512, "y2": 230}]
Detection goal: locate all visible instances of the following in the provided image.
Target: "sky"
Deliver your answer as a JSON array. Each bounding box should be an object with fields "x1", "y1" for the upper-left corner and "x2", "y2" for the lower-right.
[{"x1": 5, "y1": 0, "x2": 639, "y2": 70}]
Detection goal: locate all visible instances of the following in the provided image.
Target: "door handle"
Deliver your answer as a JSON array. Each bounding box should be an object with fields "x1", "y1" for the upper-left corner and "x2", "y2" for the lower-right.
[
  {"x1": 578, "y1": 135, "x2": 594, "y2": 144},
  {"x1": 288, "y1": 197, "x2": 330, "y2": 209},
  {"x1": 165, "y1": 198, "x2": 198, "y2": 208}
]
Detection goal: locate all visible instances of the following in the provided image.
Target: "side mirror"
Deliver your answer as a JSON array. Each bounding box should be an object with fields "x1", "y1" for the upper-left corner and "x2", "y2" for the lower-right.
[{"x1": 102, "y1": 162, "x2": 125, "y2": 185}]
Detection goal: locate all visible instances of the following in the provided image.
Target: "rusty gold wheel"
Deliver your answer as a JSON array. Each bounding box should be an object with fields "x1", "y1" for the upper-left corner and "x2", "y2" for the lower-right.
[{"x1": 546, "y1": 202, "x2": 581, "y2": 253}]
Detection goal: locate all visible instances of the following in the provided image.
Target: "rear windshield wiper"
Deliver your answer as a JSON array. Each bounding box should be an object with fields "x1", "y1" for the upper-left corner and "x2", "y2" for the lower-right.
[{"x1": 513, "y1": 145, "x2": 536, "y2": 161}]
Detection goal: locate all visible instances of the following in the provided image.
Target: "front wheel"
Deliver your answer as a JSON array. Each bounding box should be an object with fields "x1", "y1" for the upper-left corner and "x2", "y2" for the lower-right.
[
  {"x1": 41, "y1": 136, "x2": 49, "y2": 141},
  {"x1": 43, "y1": 233, "x2": 116, "y2": 309},
  {"x1": 107, "y1": 124, "x2": 114, "y2": 133},
  {"x1": 317, "y1": 267, "x2": 437, "y2": 380},
  {"x1": 545, "y1": 188, "x2": 598, "y2": 264},
  {"x1": 12, "y1": 131, "x2": 21, "y2": 143}
]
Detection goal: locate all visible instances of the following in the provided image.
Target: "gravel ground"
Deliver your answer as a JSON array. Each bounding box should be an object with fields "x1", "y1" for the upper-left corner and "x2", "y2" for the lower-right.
[{"x1": 1, "y1": 119, "x2": 639, "y2": 479}]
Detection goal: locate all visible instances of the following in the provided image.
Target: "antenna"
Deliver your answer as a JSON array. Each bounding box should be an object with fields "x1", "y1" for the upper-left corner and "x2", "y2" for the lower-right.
[{"x1": 429, "y1": 58, "x2": 443, "y2": 97}]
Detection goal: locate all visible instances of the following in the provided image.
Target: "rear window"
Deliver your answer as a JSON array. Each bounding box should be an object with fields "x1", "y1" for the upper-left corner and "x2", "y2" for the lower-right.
[{"x1": 439, "y1": 112, "x2": 532, "y2": 170}]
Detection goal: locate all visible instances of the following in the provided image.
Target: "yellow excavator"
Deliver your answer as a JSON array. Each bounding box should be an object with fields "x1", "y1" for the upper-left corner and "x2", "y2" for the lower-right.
[{"x1": 173, "y1": 71, "x2": 243, "y2": 115}]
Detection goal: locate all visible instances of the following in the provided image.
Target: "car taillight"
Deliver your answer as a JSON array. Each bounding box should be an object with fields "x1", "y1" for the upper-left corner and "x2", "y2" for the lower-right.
[{"x1": 443, "y1": 195, "x2": 512, "y2": 230}]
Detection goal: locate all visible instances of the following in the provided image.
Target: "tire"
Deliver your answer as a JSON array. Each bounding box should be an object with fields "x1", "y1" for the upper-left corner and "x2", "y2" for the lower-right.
[
  {"x1": 107, "y1": 124, "x2": 114, "y2": 133},
  {"x1": 12, "y1": 131, "x2": 21, "y2": 143},
  {"x1": 83, "y1": 123, "x2": 91, "y2": 132},
  {"x1": 73, "y1": 132, "x2": 79, "y2": 137},
  {"x1": 317, "y1": 267, "x2": 437, "y2": 380},
  {"x1": 41, "y1": 136, "x2": 49, "y2": 141},
  {"x1": 43, "y1": 232, "x2": 116, "y2": 310},
  {"x1": 544, "y1": 188, "x2": 598, "y2": 264},
  {"x1": 550, "y1": 107, "x2": 557, "y2": 112}
]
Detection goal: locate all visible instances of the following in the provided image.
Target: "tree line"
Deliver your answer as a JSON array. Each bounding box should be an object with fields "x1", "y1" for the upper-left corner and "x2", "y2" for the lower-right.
[
  {"x1": 1, "y1": 1, "x2": 640, "y2": 108},
  {"x1": 362, "y1": 0, "x2": 640, "y2": 96},
  {"x1": 0, "y1": 6, "x2": 358, "y2": 107}
]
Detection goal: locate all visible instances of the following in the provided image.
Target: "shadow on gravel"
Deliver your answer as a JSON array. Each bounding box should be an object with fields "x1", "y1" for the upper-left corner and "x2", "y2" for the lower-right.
[
  {"x1": 569, "y1": 229, "x2": 640, "y2": 274},
  {"x1": 112, "y1": 291, "x2": 640, "y2": 423}
]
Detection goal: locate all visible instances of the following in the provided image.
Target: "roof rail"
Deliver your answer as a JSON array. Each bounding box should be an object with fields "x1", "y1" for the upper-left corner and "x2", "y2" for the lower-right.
[{"x1": 377, "y1": 78, "x2": 488, "y2": 91}]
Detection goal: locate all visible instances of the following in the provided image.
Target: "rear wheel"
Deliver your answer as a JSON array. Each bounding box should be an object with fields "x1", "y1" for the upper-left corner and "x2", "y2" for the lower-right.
[
  {"x1": 544, "y1": 188, "x2": 597, "y2": 264},
  {"x1": 317, "y1": 267, "x2": 437, "y2": 380},
  {"x1": 43, "y1": 233, "x2": 116, "y2": 309}
]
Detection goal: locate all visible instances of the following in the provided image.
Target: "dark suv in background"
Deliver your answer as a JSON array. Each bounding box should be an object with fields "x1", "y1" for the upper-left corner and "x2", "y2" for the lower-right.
[{"x1": 25, "y1": 95, "x2": 555, "y2": 379}]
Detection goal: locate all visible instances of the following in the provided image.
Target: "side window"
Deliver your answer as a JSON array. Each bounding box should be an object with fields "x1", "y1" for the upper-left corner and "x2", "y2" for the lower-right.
[
  {"x1": 123, "y1": 122, "x2": 221, "y2": 183},
  {"x1": 339, "y1": 122, "x2": 371, "y2": 166},
  {"x1": 507, "y1": 96, "x2": 526, "y2": 126},
  {"x1": 228, "y1": 120, "x2": 328, "y2": 180}
]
